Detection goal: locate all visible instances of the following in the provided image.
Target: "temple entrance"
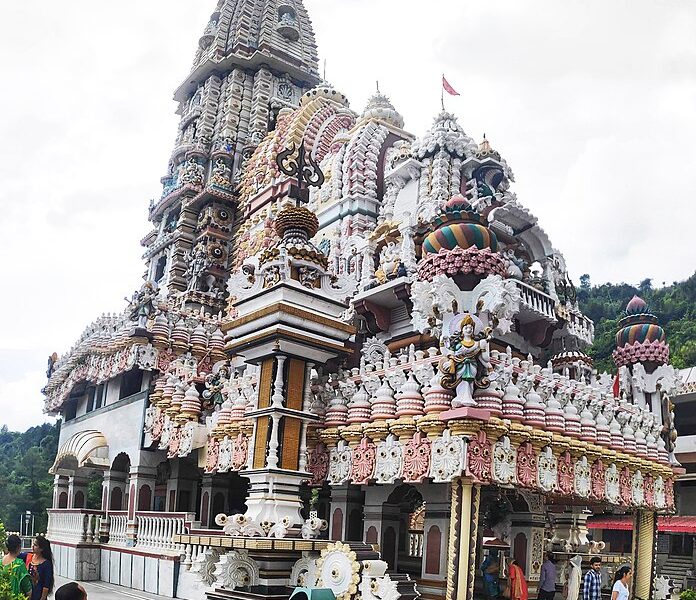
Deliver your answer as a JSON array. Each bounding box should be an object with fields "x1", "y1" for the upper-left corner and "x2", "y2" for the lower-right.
[{"x1": 382, "y1": 484, "x2": 424, "y2": 576}]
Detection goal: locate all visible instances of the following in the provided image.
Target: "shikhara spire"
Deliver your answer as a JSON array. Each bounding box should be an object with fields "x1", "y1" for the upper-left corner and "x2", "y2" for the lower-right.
[{"x1": 43, "y1": 4, "x2": 682, "y2": 600}]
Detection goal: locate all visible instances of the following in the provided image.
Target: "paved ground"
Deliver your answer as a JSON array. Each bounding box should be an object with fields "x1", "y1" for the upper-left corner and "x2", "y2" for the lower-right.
[{"x1": 55, "y1": 576, "x2": 176, "y2": 600}]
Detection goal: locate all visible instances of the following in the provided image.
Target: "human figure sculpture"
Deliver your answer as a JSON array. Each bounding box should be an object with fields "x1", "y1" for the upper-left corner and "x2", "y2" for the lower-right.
[
  {"x1": 186, "y1": 245, "x2": 209, "y2": 291},
  {"x1": 439, "y1": 313, "x2": 492, "y2": 408},
  {"x1": 128, "y1": 281, "x2": 158, "y2": 327}
]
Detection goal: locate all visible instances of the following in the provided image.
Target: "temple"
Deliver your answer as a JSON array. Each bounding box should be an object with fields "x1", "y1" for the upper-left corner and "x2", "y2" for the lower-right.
[{"x1": 43, "y1": 2, "x2": 684, "y2": 600}]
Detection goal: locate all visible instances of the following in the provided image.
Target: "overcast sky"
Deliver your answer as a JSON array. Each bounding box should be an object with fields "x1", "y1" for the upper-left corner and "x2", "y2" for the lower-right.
[{"x1": 0, "y1": 0, "x2": 694, "y2": 433}]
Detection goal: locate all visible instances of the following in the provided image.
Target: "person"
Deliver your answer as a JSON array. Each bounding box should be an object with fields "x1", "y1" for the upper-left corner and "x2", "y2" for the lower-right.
[
  {"x1": 582, "y1": 557, "x2": 602, "y2": 600},
  {"x1": 610, "y1": 566, "x2": 632, "y2": 600},
  {"x1": 538, "y1": 552, "x2": 557, "y2": 600},
  {"x1": 56, "y1": 581, "x2": 88, "y2": 600},
  {"x1": 481, "y1": 554, "x2": 501, "y2": 600},
  {"x1": 507, "y1": 559, "x2": 529, "y2": 600},
  {"x1": 1, "y1": 534, "x2": 32, "y2": 597},
  {"x1": 20, "y1": 536, "x2": 54, "y2": 600},
  {"x1": 565, "y1": 555, "x2": 583, "y2": 600}
]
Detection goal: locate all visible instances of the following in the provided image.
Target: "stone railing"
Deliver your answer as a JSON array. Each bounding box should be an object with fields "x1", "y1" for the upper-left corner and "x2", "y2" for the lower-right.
[
  {"x1": 135, "y1": 511, "x2": 195, "y2": 554},
  {"x1": 107, "y1": 511, "x2": 128, "y2": 546},
  {"x1": 514, "y1": 280, "x2": 556, "y2": 322},
  {"x1": 408, "y1": 530, "x2": 424, "y2": 558},
  {"x1": 47, "y1": 509, "x2": 103, "y2": 545}
]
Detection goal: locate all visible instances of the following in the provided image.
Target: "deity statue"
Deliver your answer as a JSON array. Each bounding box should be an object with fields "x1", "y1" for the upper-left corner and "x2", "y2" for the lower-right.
[
  {"x1": 503, "y1": 248, "x2": 526, "y2": 280},
  {"x1": 203, "y1": 365, "x2": 231, "y2": 409},
  {"x1": 375, "y1": 241, "x2": 404, "y2": 283},
  {"x1": 439, "y1": 313, "x2": 492, "y2": 408},
  {"x1": 127, "y1": 281, "x2": 159, "y2": 328},
  {"x1": 185, "y1": 245, "x2": 209, "y2": 291}
]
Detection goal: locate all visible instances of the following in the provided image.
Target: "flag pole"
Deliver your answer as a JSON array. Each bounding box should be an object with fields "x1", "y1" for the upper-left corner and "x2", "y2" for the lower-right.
[{"x1": 441, "y1": 73, "x2": 445, "y2": 111}]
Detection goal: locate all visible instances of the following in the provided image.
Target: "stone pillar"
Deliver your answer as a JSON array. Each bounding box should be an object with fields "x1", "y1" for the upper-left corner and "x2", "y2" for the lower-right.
[
  {"x1": 68, "y1": 475, "x2": 89, "y2": 509},
  {"x1": 53, "y1": 475, "x2": 69, "y2": 508},
  {"x1": 363, "y1": 486, "x2": 394, "y2": 546},
  {"x1": 329, "y1": 484, "x2": 365, "y2": 542},
  {"x1": 633, "y1": 511, "x2": 657, "y2": 600},
  {"x1": 199, "y1": 474, "x2": 216, "y2": 527},
  {"x1": 446, "y1": 478, "x2": 481, "y2": 600},
  {"x1": 420, "y1": 483, "x2": 451, "y2": 596},
  {"x1": 102, "y1": 470, "x2": 127, "y2": 511},
  {"x1": 509, "y1": 511, "x2": 546, "y2": 592},
  {"x1": 125, "y1": 465, "x2": 157, "y2": 546}
]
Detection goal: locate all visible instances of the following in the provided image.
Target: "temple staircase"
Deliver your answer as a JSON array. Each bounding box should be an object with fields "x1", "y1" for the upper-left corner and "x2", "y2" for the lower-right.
[{"x1": 658, "y1": 555, "x2": 693, "y2": 592}]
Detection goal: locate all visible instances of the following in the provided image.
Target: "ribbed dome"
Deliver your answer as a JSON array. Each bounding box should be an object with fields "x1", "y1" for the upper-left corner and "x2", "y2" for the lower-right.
[
  {"x1": 423, "y1": 222, "x2": 498, "y2": 255},
  {"x1": 300, "y1": 84, "x2": 349, "y2": 108},
  {"x1": 360, "y1": 91, "x2": 404, "y2": 128}
]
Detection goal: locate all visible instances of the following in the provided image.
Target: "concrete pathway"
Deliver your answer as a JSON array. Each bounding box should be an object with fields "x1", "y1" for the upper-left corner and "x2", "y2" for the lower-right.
[{"x1": 55, "y1": 576, "x2": 176, "y2": 600}]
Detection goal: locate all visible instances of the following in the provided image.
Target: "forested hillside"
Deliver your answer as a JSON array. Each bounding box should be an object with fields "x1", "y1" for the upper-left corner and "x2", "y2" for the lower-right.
[
  {"x1": 0, "y1": 422, "x2": 58, "y2": 534},
  {"x1": 578, "y1": 272, "x2": 696, "y2": 374}
]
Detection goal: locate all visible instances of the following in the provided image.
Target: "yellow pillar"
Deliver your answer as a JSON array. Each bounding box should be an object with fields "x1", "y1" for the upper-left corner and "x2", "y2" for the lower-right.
[
  {"x1": 633, "y1": 510, "x2": 656, "y2": 600},
  {"x1": 446, "y1": 478, "x2": 481, "y2": 600}
]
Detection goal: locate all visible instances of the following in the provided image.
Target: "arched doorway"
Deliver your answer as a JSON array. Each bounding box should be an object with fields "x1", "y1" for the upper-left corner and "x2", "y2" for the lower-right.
[{"x1": 383, "y1": 484, "x2": 425, "y2": 576}]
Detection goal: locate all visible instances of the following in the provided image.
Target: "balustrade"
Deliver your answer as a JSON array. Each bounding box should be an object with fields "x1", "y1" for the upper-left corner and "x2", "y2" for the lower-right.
[
  {"x1": 408, "y1": 530, "x2": 424, "y2": 558},
  {"x1": 107, "y1": 512, "x2": 128, "y2": 546},
  {"x1": 47, "y1": 509, "x2": 103, "y2": 544},
  {"x1": 514, "y1": 280, "x2": 556, "y2": 321},
  {"x1": 135, "y1": 512, "x2": 194, "y2": 554}
]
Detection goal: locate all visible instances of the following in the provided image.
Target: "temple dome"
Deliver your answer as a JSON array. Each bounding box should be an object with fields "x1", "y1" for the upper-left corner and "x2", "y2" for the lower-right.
[
  {"x1": 412, "y1": 111, "x2": 478, "y2": 160},
  {"x1": 626, "y1": 295, "x2": 648, "y2": 315},
  {"x1": 300, "y1": 84, "x2": 349, "y2": 108},
  {"x1": 360, "y1": 91, "x2": 404, "y2": 128},
  {"x1": 422, "y1": 222, "x2": 498, "y2": 255}
]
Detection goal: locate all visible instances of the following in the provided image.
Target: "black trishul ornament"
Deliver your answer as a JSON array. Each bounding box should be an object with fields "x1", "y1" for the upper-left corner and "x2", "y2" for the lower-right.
[{"x1": 275, "y1": 141, "x2": 325, "y2": 205}]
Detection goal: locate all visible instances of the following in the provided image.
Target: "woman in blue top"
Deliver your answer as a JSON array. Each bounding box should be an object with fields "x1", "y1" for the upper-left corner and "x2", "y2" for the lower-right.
[{"x1": 20, "y1": 537, "x2": 54, "y2": 600}]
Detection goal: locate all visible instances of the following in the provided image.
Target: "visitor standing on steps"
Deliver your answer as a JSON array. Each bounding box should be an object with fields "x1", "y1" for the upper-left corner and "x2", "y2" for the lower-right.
[
  {"x1": 611, "y1": 567, "x2": 632, "y2": 600},
  {"x1": 1, "y1": 534, "x2": 32, "y2": 597},
  {"x1": 583, "y1": 557, "x2": 603, "y2": 600},
  {"x1": 19, "y1": 536, "x2": 54, "y2": 600}
]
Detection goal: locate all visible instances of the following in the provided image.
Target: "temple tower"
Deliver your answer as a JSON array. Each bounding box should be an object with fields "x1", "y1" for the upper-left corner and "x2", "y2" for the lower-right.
[{"x1": 142, "y1": 0, "x2": 321, "y2": 311}]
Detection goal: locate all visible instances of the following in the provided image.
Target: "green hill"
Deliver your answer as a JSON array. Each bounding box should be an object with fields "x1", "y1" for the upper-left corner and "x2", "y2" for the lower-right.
[
  {"x1": 0, "y1": 422, "x2": 58, "y2": 535},
  {"x1": 577, "y1": 272, "x2": 696, "y2": 374}
]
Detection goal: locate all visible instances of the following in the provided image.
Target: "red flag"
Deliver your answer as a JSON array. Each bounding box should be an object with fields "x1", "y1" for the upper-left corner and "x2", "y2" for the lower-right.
[
  {"x1": 612, "y1": 373, "x2": 620, "y2": 398},
  {"x1": 442, "y1": 75, "x2": 460, "y2": 96}
]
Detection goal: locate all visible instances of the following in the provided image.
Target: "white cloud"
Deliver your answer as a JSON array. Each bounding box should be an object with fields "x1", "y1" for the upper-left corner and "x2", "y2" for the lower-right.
[{"x1": 0, "y1": 0, "x2": 694, "y2": 430}]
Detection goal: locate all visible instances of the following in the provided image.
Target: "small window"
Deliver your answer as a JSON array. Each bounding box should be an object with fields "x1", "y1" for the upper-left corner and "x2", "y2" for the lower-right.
[
  {"x1": 95, "y1": 384, "x2": 105, "y2": 409},
  {"x1": 120, "y1": 369, "x2": 144, "y2": 400},
  {"x1": 86, "y1": 387, "x2": 96, "y2": 413},
  {"x1": 154, "y1": 256, "x2": 167, "y2": 282},
  {"x1": 64, "y1": 398, "x2": 78, "y2": 422}
]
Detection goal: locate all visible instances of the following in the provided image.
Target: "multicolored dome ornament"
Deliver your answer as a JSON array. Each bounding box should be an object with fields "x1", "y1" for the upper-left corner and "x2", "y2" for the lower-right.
[
  {"x1": 418, "y1": 194, "x2": 505, "y2": 282},
  {"x1": 613, "y1": 295, "x2": 669, "y2": 367}
]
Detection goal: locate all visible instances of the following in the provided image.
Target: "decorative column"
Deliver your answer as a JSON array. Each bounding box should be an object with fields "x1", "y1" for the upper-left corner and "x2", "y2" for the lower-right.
[
  {"x1": 446, "y1": 477, "x2": 481, "y2": 600},
  {"x1": 632, "y1": 511, "x2": 657, "y2": 600},
  {"x1": 102, "y1": 470, "x2": 128, "y2": 510},
  {"x1": 329, "y1": 484, "x2": 365, "y2": 542},
  {"x1": 67, "y1": 475, "x2": 88, "y2": 509},
  {"x1": 52, "y1": 475, "x2": 69, "y2": 508}
]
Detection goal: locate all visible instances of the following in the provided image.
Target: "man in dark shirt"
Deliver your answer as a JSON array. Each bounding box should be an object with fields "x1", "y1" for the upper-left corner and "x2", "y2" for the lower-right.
[{"x1": 538, "y1": 553, "x2": 557, "y2": 600}]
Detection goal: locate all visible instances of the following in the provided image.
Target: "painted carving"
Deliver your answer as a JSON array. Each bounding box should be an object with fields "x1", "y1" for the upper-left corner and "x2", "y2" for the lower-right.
[
  {"x1": 632, "y1": 470, "x2": 645, "y2": 506},
  {"x1": 231, "y1": 433, "x2": 248, "y2": 471},
  {"x1": 493, "y1": 436, "x2": 516, "y2": 485},
  {"x1": 191, "y1": 547, "x2": 222, "y2": 587},
  {"x1": 619, "y1": 466, "x2": 632, "y2": 506},
  {"x1": 217, "y1": 436, "x2": 234, "y2": 473},
  {"x1": 213, "y1": 549, "x2": 260, "y2": 590},
  {"x1": 403, "y1": 432, "x2": 432, "y2": 483},
  {"x1": 205, "y1": 438, "x2": 220, "y2": 474},
  {"x1": 654, "y1": 476, "x2": 666, "y2": 509},
  {"x1": 328, "y1": 442, "x2": 353, "y2": 485},
  {"x1": 316, "y1": 542, "x2": 361, "y2": 600},
  {"x1": 351, "y1": 437, "x2": 376, "y2": 485},
  {"x1": 591, "y1": 459, "x2": 606, "y2": 501},
  {"x1": 467, "y1": 430, "x2": 492, "y2": 482},
  {"x1": 537, "y1": 447, "x2": 557, "y2": 492},
  {"x1": 574, "y1": 456, "x2": 591, "y2": 498},
  {"x1": 516, "y1": 442, "x2": 537, "y2": 488},
  {"x1": 431, "y1": 430, "x2": 466, "y2": 483},
  {"x1": 605, "y1": 463, "x2": 620, "y2": 504},
  {"x1": 557, "y1": 451, "x2": 575, "y2": 496},
  {"x1": 308, "y1": 442, "x2": 330, "y2": 485},
  {"x1": 374, "y1": 435, "x2": 404, "y2": 485}
]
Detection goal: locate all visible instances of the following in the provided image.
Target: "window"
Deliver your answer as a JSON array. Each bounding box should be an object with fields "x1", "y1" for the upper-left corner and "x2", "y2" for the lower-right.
[
  {"x1": 95, "y1": 384, "x2": 105, "y2": 409},
  {"x1": 86, "y1": 387, "x2": 96, "y2": 413},
  {"x1": 120, "y1": 369, "x2": 144, "y2": 400},
  {"x1": 154, "y1": 256, "x2": 167, "y2": 282}
]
